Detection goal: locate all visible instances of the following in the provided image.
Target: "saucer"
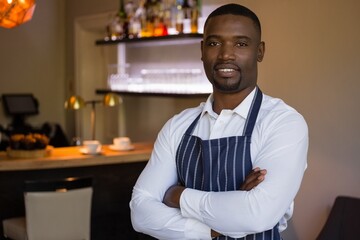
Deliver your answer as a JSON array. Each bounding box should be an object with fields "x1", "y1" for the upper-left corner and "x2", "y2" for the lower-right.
[
  {"x1": 109, "y1": 144, "x2": 134, "y2": 151},
  {"x1": 80, "y1": 147, "x2": 102, "y2": 155}
]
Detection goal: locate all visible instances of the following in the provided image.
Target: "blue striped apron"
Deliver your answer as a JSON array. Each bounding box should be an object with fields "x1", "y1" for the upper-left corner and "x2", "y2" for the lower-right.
[{"x1": 175, "y1": 88, "x2": 281, "y2": 240}]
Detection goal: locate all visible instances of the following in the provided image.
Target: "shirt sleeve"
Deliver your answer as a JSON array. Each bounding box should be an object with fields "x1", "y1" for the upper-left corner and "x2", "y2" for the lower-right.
[
  {"x1": 179, "y1": 111, "x2": 309, "y2": 238},
  {"x1": 130, "y1": 118, "x2": 212, "y2": 240}
]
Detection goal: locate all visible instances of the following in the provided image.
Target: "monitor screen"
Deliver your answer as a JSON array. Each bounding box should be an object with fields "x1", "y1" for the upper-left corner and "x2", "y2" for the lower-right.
[{"x1": 2, "y1": 94, "x2": 39, "y2": 116}]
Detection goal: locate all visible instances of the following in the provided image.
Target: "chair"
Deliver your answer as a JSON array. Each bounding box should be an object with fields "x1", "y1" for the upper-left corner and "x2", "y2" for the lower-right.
[
  {"x1": 316, "y1": 195, "x2": 360, "y2": 240},
  {"x1": 2, "y1": 176, "x2": 93, "y2": 240}
]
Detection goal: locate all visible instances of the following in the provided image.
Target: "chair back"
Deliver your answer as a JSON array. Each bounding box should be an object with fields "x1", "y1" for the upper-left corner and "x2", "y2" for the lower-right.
[
  {"x1": 317, "y1": 196, "x2": 360, "y2": 240},
  {"x1": 24, "y1": 176, "x2": 93, "y2": 240}
]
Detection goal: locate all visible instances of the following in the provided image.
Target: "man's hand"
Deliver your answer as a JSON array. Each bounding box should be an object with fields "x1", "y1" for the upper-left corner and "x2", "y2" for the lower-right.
[
  {"x1": 163, "y1": 185, "x2": 185, "y2": 208},
  {"x1": 240, "y1": 167, "x2": 267, "y2": 191}
]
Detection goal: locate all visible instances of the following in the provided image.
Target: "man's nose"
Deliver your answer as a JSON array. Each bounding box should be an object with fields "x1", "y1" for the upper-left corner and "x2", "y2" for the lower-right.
[{"x1": 218, "y1": 44, "x2": 235, "y2": 60}]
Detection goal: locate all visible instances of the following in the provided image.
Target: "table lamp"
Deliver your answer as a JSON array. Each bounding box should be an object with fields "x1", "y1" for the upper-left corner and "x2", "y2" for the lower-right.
[
  {"x1": 65, "y1": 93, "x2": 122, "y2": 140},
  {"x1": 0, "y1": 0, "x2": 36, "y2": 29}
]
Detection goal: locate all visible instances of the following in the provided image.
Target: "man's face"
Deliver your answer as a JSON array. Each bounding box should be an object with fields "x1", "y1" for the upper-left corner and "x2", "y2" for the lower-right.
[{"x1": 201, "y1": 14, "x2": 264, "y2": 94}]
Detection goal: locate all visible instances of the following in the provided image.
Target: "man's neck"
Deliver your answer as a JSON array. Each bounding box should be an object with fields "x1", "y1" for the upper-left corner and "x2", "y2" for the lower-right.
[{"x1": 212, "y1": 86, "x2": 256, "y2": 114}]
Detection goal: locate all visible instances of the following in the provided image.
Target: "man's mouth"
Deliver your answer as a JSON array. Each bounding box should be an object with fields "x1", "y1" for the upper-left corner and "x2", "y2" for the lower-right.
[
  {"x1": 215, "y1": 67, "x2": 239, "y2": 78},
  {"x1": 218, "y1": 68, "x2": 235, "y2": 73}
]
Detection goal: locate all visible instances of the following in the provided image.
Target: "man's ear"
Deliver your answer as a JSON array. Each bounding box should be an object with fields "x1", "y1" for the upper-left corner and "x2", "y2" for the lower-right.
[{"x1": 257, "y1": 41, "x2": 265, "y2": 62}]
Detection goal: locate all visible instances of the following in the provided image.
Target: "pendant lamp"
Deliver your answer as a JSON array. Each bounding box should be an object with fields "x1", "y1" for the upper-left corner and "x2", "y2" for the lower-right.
[{"x1": 0, "y1": 0, "x2": 36, "y2": 29}]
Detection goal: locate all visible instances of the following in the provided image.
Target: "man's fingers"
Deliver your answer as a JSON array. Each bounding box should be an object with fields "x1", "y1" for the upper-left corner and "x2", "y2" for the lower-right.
[{"x1": 240, "y1": 168, "x2": 267, "y2": 191}]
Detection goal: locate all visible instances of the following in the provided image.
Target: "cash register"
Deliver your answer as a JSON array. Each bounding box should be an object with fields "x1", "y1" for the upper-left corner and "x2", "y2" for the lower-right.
[{"x1": 0, "y1": 94, "x2": 69, "y2": 150}]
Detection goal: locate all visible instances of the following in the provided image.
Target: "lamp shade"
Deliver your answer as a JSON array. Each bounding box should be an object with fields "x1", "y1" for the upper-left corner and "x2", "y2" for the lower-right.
[
  {"x1": 0, "y1": 0, "x2": 36, "y2": 29},
  {"x1": 103, "y1": 93, "x2": 122, "y2": 107},
  {"x1": 64, "y1": 95, "x2": 85, "y2": 110}
]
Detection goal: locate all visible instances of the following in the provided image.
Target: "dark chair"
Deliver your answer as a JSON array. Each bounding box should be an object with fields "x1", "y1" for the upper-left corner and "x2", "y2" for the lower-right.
[
  {"x1": 316, "y1": 196, "x2": 360, "y2": 240},
  {"x1": 2, "y1": 176, "x2": 93, "y2": 240}
]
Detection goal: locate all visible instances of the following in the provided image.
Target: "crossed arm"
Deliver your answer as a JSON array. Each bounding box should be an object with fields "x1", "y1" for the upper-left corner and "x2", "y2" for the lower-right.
[
  {"x1": 131, "y1": 110, "x2": 308, "y2": 239},
  {"x1": 163, "y1": 167, "x2": 267, "y2": 238}
]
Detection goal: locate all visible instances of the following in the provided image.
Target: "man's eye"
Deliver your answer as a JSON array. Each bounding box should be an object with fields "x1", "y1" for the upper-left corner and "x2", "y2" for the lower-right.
[
  {"x1": 208, "y1": 42, "x2": 220, "y2": 46},
  {"x1": 236, "y1": 42, "x2": 248, "y2": 47}
]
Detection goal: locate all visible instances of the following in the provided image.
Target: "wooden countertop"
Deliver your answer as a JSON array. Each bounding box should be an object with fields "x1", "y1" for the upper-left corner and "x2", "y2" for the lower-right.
[{"x1": 0, "y1": 142, "x2": 153, "y2": 171}]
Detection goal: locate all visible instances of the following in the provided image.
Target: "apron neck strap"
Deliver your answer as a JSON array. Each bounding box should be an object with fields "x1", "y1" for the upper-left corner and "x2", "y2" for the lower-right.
[{"x1": 243, "y1": 87, "x2": 263, "y2": 136}]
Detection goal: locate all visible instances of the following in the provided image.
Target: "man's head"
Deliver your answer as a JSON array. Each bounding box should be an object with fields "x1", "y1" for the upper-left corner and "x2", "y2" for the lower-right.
[
  {"x1": 204, "y1": 4, "x2": 262, "y2": 39},
  {"x1": 201, "y1": 4, "x2": 265, "y2": 95}
]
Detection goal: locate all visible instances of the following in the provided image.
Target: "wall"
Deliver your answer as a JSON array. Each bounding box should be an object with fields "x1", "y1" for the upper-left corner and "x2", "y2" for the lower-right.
[
  {"x1": 0, "y1": 0, "x2": 65, "y2": 133},
  {"x1": 0, "y1": 0, "x2": 359, "y2": 239},
  {"x1": 236, "y1": 1, "x2": 360, "y2": 239}
]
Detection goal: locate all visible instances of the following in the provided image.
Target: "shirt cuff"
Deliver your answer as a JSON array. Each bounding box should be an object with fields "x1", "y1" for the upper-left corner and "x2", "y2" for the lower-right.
[
  {"x1": 184, "y1": 218, "x2": 212, "y2": 240},
  {"x1": 180, "y1": 188, "x2": 208, "y2": 222}
]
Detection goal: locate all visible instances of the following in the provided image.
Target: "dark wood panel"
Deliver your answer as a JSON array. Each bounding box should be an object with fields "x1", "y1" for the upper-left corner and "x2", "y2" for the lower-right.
[{"x1": 0, "y1": 161, "x2": 149, "y2": 239}]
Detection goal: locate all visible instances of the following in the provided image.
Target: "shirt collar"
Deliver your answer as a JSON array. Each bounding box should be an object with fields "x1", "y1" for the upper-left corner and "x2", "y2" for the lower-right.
[{"x1": 201, "y1": 87, "x2": 257, "y2": 120}]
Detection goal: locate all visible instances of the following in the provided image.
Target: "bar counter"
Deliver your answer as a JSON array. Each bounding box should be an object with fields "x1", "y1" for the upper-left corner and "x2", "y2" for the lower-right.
[
  {"x1": 0, "y1": 142, "x2": 153, "y2": 171},
  {"x1": 0, "y1": 142, "x2": 154, "y2": 239}
]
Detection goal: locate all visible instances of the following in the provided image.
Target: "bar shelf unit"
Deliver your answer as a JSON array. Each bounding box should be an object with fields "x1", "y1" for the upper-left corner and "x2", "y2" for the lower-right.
[
  {"x1": 95, "y1": 33, "x2": 211, "y2": 97},
  {"x1": 95, "y1": 33, "x2": 203, "y2": 45}
]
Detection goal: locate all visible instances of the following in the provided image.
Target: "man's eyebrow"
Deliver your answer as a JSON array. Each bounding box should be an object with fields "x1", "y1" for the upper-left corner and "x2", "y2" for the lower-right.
[
  {"x1": 204, "y1": 35, "x2": 252, "y2": 41},
  {"x1": 233, "y1": 35, "x2": 252, "y2": 41},
  {"x1": 204, "y1": 34, "x2": 221, "y2": 41}
]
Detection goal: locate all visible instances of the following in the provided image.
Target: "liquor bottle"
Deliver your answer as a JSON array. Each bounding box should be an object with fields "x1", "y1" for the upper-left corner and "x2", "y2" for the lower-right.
[
  {"x1": 153, "y1": 0, "x2": 168, "y2": 36},
  {"x1": 175, "y1": 0, "x2": 184, "y2": 34},
  {"x1": 163, "y1": 0, "x2": 172, "y2": 32},
  {"x1": 142, "y1": 0, "x2": 156, "y2": 37},
  {"x1": 135, "y1": 0, "x2": 148, "y2": 37},
  {"x1": 118, "y1": 0, "x2": 128, "y2": 38},
  {"x1": 182, "y1": 0, "x2": 191, "y2": 33},
  {"x1": 126, "y1": 0, "x2": 141, "y2": 38},
  {"x1": 189, "y1": 0, "x2": 200, "y2": 33}
]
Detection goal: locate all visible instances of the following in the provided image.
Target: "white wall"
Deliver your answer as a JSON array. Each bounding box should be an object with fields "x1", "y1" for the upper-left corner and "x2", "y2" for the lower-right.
[
  {"x1": 241, "y1": 1, "x2": 360, "y2": 239},
  {"x1": 0, "y1": 0, "x2": 359, "y2": 239},
  {"x1": 0, "y1": 0, "x2": 65, "y2": 131}
]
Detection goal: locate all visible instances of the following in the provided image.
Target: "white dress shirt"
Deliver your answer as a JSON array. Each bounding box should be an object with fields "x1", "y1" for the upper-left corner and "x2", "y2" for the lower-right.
[{"x1": 130, "y1": 88, "x2": 308, "y2": 239}]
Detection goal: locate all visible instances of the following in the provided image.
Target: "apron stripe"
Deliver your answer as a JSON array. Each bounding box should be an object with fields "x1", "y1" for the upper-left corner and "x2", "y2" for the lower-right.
[
  {"x1": 208, "y1": 140, "x2": 213, "y2": 191},
  {"x1": 242, "y1": 136, "x2": 247, "y2": 182},
  {"x1": 192, "y1": 145, "x2": 201, "y2": 188},
  {"x1": 232, "y1": 138, "x2": 238, "y2": 190},
  {"x1": 224, "y1": 138, "x2": 229, "y2": 191},
  {"x1": 217, "y1": 138, "x2": 221, "y2": 191},
  {"x1": 184, "y1": 139, "x2": 196, "y2": 186}
]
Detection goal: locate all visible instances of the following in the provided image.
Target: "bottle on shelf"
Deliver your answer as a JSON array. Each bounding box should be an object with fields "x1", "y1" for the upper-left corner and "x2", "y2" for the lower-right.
[
  {"x1": 126, "y1": 0, "x2": 141, "y2": 38},
  {"x1": 106, "y1": 0, "x2": 128, "y2": 40},
  {"x1": 189, "y1": 0, "x2": 200, "y2": 33},
  {"x1": 153, "y1": 0, "x2": 168, "y2": 36},
  {"x1": 181, "y1": 0, "x2": 200, "y2": 34},
  {"x1": 135, "y1": 0, "x2": 148, "y2": 38},
  {"x1": 105, "y1": 0, "x2": 202, "y2": 40},
  {"x1": 119, "y1": 0, "x2": 129, "y2": 38},
  {"x1": 160, "y1": 0, "x2": 177, "y2": 35},
  {"x1": 175, "y1": 0, "x2": 184, "y2": 34},
  {"x1": 141, "y1": 0, "x2": 156, "y2": 37},
  {"x1": 182, "y1": 0, "x2": 191, "y2": 33}
]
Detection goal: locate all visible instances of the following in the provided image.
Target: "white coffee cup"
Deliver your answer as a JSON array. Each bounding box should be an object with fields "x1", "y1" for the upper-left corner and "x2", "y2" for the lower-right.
[
  {"x1": 113, "y1": 137, "x2": 131, "y2": 150},
  {"x1": 83, "y1": 140, "x2": 101, "y2": 154}
]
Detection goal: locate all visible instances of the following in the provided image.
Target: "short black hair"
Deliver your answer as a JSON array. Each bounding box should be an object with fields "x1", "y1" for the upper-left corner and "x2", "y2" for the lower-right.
[{"x1": 204, "y1": 4, "x2": 262, "y2": 36}]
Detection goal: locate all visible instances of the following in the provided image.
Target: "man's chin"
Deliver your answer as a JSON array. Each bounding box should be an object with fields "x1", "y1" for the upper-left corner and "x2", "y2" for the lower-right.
[{"x1": 213, "y1": 82, "x2": 241, "y2": 93}]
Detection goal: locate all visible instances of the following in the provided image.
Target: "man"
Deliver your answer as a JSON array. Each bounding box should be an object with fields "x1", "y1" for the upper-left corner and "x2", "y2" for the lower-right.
[{"x1": 130, "y1": 3, "x2": 308, "y2": 239}]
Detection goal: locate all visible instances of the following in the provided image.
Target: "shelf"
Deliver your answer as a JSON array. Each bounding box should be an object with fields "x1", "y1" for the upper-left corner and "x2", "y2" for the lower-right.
[
  {"x1": 95, "y1": 33, "x2": 207, "y2": 97},
  {"x1": 96, "y1": 89, "x2": 209, "y2": 98},
  {"x1": 95, "y1": 33, "x2": 203, "y2": 46}
]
